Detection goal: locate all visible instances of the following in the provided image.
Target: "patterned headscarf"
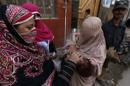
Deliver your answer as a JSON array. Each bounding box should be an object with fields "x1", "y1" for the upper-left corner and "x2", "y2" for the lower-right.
[{"x1": 0, "y1": 5, "x2": 47, "y2": 86}]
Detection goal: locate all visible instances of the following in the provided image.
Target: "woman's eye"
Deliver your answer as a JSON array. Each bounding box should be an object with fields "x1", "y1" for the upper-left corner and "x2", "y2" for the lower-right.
[
  {"x1": 27, "y1": 26, "x2": 33, "y2": 30},
  {"x1": 27, "y1": 24, "x2": 34, "y2": 30}
]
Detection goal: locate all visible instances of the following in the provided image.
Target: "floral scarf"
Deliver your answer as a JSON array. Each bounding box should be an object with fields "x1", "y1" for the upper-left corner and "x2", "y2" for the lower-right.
[{"x1": 0, "y1": 5, "x2": 49, "y2": 86}]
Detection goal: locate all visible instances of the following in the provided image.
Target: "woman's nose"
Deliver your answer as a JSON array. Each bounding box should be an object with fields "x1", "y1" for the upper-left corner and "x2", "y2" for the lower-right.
[{"x1": 31, "y1": 26, "x2": 36, "y2": 31}]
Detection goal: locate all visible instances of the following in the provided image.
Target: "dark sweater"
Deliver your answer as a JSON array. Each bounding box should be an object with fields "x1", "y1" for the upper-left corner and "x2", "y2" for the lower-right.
[{"x1": 102, "y1": 19, "x2": 125, "y2": 51}]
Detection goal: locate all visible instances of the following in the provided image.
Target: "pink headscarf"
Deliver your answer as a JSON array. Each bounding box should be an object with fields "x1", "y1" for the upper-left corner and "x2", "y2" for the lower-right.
[
  {"x1": 21, "y1": 2, "x2": 40, "y2": 14},
  {"x1": 21, "y1": 2, "x2": 54, "y2": 42}
]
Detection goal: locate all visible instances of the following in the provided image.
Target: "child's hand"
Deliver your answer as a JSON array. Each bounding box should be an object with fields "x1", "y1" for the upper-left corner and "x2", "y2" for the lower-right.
[
  {"x1": 68, "y1": 45, "x2": 77, "y2": 53},
  {"x1": 66, "y1": 52, "x2": 81, "y2": 64}
]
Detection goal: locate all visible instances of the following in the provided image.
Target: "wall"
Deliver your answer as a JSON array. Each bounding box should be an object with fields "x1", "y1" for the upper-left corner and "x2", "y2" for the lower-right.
[
  {"x1": 78, "y1": 0, "x2": 101, "y2": 28},
  {"x1": 43, "y1": 0, "x2": 72, "y2": 47}
]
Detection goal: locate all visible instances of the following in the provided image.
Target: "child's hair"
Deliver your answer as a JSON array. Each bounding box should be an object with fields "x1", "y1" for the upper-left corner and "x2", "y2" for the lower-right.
[
  {"x1": 85, "y1": 9, "x2": 90, "y2": 14},
  {"x1": 34, "y1": 13, "x2": 41, "y2": 19}
]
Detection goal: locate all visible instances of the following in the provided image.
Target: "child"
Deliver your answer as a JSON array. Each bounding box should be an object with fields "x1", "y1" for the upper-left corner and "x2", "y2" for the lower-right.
[{"x1": 22, "y1": 2, "x2": 56, "y2": 56}]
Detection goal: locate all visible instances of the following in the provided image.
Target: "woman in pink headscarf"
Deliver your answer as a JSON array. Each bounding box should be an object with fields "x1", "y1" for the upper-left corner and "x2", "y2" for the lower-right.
[
  {"x1": 21, "y1": 2, "x2": 56, "y2": 55},
  {"x1": 65, "y1": 17, "x2": 106, "y2": 86},
  {"x1": 0, "y1": 4, "x2": 81, "y2": 86}
]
